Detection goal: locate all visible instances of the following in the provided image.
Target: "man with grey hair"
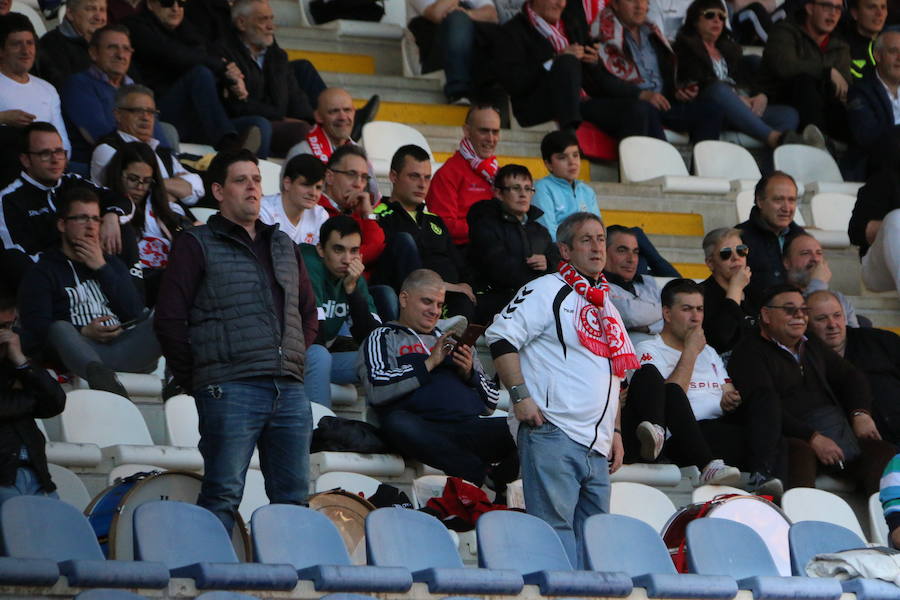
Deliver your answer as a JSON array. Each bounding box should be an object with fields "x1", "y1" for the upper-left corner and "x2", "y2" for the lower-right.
[
  {"x1": 782, "y1": 232, "x2": 859, "y2": 327},
  {"x1": 37, "y1": 0, "x2": 107, "y2": 89}
]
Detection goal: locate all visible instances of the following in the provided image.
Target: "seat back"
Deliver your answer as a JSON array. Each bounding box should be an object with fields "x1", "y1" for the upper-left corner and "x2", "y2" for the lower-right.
[
  {"x1": 238, "y1": 468, "x2": 269, "y2": 523},
  {"x1": 164, "y1": 394, "x2": 200, "y2": 447},
  {"x1": 610, "y1": 481, "x2": 677, "y2": 533},
  {"x1": 686, "y1": 518, "x2": 779, "y2": 578},
  {"x1": 61, "y1": 390, "x2": 153, "y2": 446},
  {"x1": 788, "y1": 520, "x2": 865, "y2": 576},
  {"x1": 0, "y1": 495, "x2": 104, "y2": 561},
  {"x1": 10, "y1": 1, "x2": 46, "y2": 36},
  {"x1": 251, "y1": 504, "x2": 352, "y2": 568},
  {"x1": 315, "y1": 471, "x2": 382, "y2": 498},
  {"x1": 619, "y1": 136, "x2": 688, "y2": 182},
  {"x1": 693, "y1": 141, "x2": 761, "y2": 180},
  {"x1": 311, "y1": 402, "x2": 337, "y2": 428},
  {"x1": 869, "y1": 491, "x2": 890, "y2": 546},
  {"x1": 810, "y1": 193, "x2": 855, "y2": 232},
  {"x1": 74, "y1": 590, "x2": 148, "y2": 600},
  {"x1": 361, "y1": 121, "x2": 433, "y2": 175},
  {"x1": 583, "y1": 513, "x2": 677, "y2": 576},
  {"x1": 735, "y1": 190, "x2": 806, "y2": 226},
  {"x1": 258, "y1": 159, "x2": 282, "y2": 196},
  {"x1": 781, "y1": 487, "x2": 865, "y2": 540},
  {"x1": 190, "y1": 208, "x2": 218, "y2": 225},
  {"x1": 133, "y1": 500, "x2": 239, "y2": 568},
  {"x1": 691, "y1": 485, "x2": 747, "y2": 504},
  {"x1": 365, "y1": 507, "x2": 463, "y2": 570},
  {"x1": 411, "y1": 474, "x2": 450, "y2": 509},
  {"x1": 773, "y1": 145, "x2": 843, "y2": 184},
  {"x1": 47, "y1": 464, "x2": 92, "y2": 511},
  {"x1": 476, "y1": 510, "x2": 572, "y2": 572}
]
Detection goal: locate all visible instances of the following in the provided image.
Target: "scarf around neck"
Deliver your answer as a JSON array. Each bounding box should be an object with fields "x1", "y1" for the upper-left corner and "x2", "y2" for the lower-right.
[
  {"x1": 596, "y1": 6, "x2": 671, "y2": 83},
  {"x1": 306, "y1": 124, "x2": 343, "y2": 163},
  {"x1": 525, "y1": 0, "x2": 601, "y2": 53},
  {"x1": 459, "y1": 137, "x2": 498, "y2": 184},
  {"x1": 558, "y1": 261, "x2": 640, "y2": 378}
]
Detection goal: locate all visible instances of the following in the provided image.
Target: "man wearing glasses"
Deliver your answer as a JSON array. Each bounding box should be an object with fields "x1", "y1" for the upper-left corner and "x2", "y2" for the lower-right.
[
  {"x1": 782, "y1": 232, "x2": 860, "y2": 327},
  {"x1": 729, "y1": 283, "x2": 895, "y2": 493}
]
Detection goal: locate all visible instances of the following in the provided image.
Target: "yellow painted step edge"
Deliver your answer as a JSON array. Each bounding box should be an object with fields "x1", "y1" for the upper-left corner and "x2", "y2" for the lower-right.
[
  {"x1": 674, "y1": 263, "x2": 711, "y2": 279},
  {"x1": 603, "y1": 209, "x2": 705, "y2": 237},
  {"x1": 286, "y1": 49, "x2": 375, "y2": 75},
  {"x1": 356, "y1": 100, "x2": 470, "y2": 127},
  {"x1": 885, "y1": 327, "x2": 900, "y2": 336}
]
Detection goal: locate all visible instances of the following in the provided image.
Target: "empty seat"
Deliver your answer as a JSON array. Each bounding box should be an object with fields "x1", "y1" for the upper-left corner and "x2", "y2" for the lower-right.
[
  {"x1": 190, "y1": 207, "x2": 218, "y2": 224},
  {"x1": 361, "y1": 121, "x2": 434, "y2": 176},
  {"x1": 691, "y1": 485, "x2": 747, "y2": 504},
  {"x1": 251, "y1": 504, "x2": 412, "y2": 592},
  {"x1": 164, "y1": 394, "x2": 258, "y2": 469},
  {"x1": 686, "y1": 518, "x2": 842, "y2": 600},
  {"x1": 133, "y1": 500, "x2": 298, "y2": 590},
  {"x1": 0, "y1": 496, "x2": 169, "y2": 588},
  {"x1": 869, "y1": 491, "x2": 890, "y2": 547},
  {"x1": 693, "y1": 140, "x2": 761, "y2": 191},
  {"x1": 476, "y1": 510, "x2": 632, "y2": 596},
  {"x1": 36, "y1": 418, "x2": 102, "y2": 468},
  {"x1": 619, "y1": 136, "x2": 731, "y2": 194},
  {"x1": 735, "y1": 190, "x2": 807, "y2": 226},
  {"x1": 10, "y1": 1, "x2": 46, "y2": 36},
  {"x1": 788, "y1": 520, "x2": 866, "y2": 576},
  {"x1": 258, "y1": 159, "x2": 282, "y2": 196},
  {"x1": 366, "y1": 507, "x2": 523, "y2": 594},
  {"x1": 809, "y1": 192, "x2": 854, "y2": 248},
  {"x1": 773, "y1": 145, "x2": 863, "y2": 195},
  {"x1": 47, "y1": 464, "x2": 92, "y2": 511},
  {"x1": 781, "y1": 487, "x2": 865, "y2": 540},
  {"x1": 610, "y1": 481, "x2": 677, "y2": 533},
  {"x1": 314, "y1": 472, "x2": 382, "y2": 498}
]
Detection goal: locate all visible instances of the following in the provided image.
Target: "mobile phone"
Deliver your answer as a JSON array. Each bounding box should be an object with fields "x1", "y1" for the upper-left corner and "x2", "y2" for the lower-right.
[
  {"x1": 453, "y1": 324, "x2": 486, "y2": 348},
  {"x1": 117, "y1": 317, "x2": 145, "y2": 330}
]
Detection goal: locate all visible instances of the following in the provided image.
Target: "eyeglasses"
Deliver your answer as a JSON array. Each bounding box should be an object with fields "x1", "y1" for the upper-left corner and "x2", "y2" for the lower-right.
[
  {"x1": 64, "y1": 214, "x2": 102, "y2": 225},
  {"x1": 330, "y1": 169, "x2": 371, "y2": 184},
  {"x1": 26, "y1": 148, "x2": 66, "y2": 162},
  {"x1": 158, "y1": 0, "x2": 187, "y2": 7},
  {"x1": 701, "y1": 9, "x2": 727, "y2": 20},
  {"x1": 119, "y1": 107, "x2": 160, "y2": 117},
  {"x1": 812, "y1": 1, "x2": 843, "y2": 11},
  {"x1": 498, "y1": 184, "x2": 536, "y2": 194},
  {"x1": 718, "y1": 244, "x2": 749, "y2": 260},
  {"x1": 765, "y1": 305, "x2": 810, "y2": 317},
  {"x1": 124, "y1": 173, "x2": 156, "y2": 187}
]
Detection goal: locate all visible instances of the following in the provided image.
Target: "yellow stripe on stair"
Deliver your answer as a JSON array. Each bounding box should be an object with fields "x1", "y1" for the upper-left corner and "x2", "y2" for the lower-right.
[
  {"x1": 603, "y1": 210, "x2": 705, "y2": 237},
  {"x1": 354, "y1": 100, "x2": 469, "y2": 127},
  {"x1": 286, "y1": 49, "x2": 375, "y2": 75},
  {"x1": 432, "y1": 152, "x2": 591, "y2": 181},
  {"x1": 673, "y1": 263, "x2": 711, "y2": 279}
]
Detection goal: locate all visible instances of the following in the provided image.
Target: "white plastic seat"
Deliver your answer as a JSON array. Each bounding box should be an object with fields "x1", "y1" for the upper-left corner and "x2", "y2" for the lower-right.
[
  {"x1": 693, "y1": 140, "x2": 761, "y2": 192},
  {"x1": 361, "y1": 121, "x2": 434, "y2": 176},
  {"x1": 869, "y1": 491, "x2": 890, "y2": 546},
  {"x1": 74, "y1": 372, "x2": 162, "y2": 399},
  {"x1": 609, "y1": 462, "x2": 682, "y2": 486},
  {"x1": 189, "y1": 207, "x2": 218, "y2": 224},
  {"x1": 773, "y1": 144, "x2": 863, "y2": 195},
  {"x1": 315, "y1": 471, "x2": 382, "y2": 498},
  {"x1": 506, "y1": 479, "x2": 524, "y2": 509},
  {"x1": 36, "y1": 419, "x2": 102, "y2": 467},
  {"x1": 11, "y1": 1, "x2": 46, "y2": 36},
  {"x1": 177, "y1": 142, "x2": 216, "y2": 156},
  {"x1": 164, "y1": 394, "x2": 258, "y2": 469},
  {"x1": 298, "y1": 0, "x2": 403, "y2": 38},
  {"x1": 691, "y1": 484, "x2": 747, "y2": 503},
  {"x1": 781, "y1": 487, "x2": 865, "y2": 540},
  {"x1": 238, "y1": 468, "x2": 268, "y2": 524},
  {"x1": 619, "y1": 136, "x2": 731, "y2": 194},
  {"x1": 735, "y1": 190, "x2": 806, "y2": 226},
  {"x1": 311, "y1": 401, "x2": 337, "y2": 427},
  {"x1": 330, "y1": 383, "x2": 358, "y2": 406},
  {"x1": 258, "y1": 159, "x2": 282, "y2": 196},
  {"x1": 47, "y1": 464, "x2": 91, "y2": 511},
  {"x1": 720, "y1": 130, "x2": 766, "y2": 150},
  {"x1": 411, "y1": 474, "x2": 453, "y2": 509},
  {"x1": 310, "y1": 400, "x2": 405, "y2": 478},
  {"x1": 610, "y1": 481, "x2": 677, "y2": 533},
  {"x1": 809, "y1": 192, "x2": 854, "y2": 248}
]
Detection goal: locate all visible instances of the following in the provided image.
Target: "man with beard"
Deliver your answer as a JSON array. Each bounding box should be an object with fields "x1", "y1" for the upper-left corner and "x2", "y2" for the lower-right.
[{"x1": 782, "y1": 232, "x2": 859, "y2": 327}]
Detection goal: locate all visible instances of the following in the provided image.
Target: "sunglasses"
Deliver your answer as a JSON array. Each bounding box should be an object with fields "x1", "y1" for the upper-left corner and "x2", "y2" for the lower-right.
[
  {"x1": 719, "y1": 244, "x2": 749, "y2": 260},
  {"x1": 158, "y1": 0, "x2": 187, "y2": 7},
  {"x1": 765, "y1": 305, "x2": 810, "y2": 317},
  {"x1": 701, "y1": 9, "x2": 727, "y2": 20}
]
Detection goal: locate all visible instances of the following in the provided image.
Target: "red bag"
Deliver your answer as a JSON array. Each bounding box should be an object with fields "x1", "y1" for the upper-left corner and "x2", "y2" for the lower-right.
[
  {"x1": 576, "y1": 122, "x2": 618, "y2": 161},
  {"x1": 424, "y1": 477, "x2": 507, "y2": 530}
]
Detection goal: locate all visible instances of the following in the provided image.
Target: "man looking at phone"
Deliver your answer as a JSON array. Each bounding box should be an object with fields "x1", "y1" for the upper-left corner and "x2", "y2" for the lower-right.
[
  {"x1": 17, "y1": 186, "x2": 159, "y2": 399},
  {"x1": 358, "y1": 268, "x2": 517, "y2": 490}
]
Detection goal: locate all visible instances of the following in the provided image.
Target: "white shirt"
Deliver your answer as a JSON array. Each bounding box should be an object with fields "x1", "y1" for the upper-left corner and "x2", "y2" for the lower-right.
[
  {"x1": 0, "y1": 72, "x2": 70, "y2": 151},
  {"x1": 635, "y1": 337, "x2": 727, "y2": 421},
  {"x1": 878, "y1": 72, "x2": 900, "y2": 125},
  {"x1": 258, "y1": 194, "x2": 329, "y2": 245},
  {"x1": 138, "y1": 197, "x2": 186, "y2": 269},
  {"x1": 407, "y1": 0, "x2": 493, "y2": 18}
]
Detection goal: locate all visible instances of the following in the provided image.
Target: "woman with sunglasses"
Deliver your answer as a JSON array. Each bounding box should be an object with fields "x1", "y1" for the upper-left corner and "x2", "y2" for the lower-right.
[
  {"x1": 673, "y1": 0, "x2": 802, "y2": 148},
  {"x1": 700, "y1": 227, "x2": 756, "y2": 356},
  {"x1": 105, "y1": 142, "x2": 192, "y2": 307}
]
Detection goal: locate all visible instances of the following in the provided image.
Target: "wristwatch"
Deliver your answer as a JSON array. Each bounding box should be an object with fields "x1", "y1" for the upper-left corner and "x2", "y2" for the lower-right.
[{"x1": 508, "y1": 383, "x2": 531, "y2": 405}]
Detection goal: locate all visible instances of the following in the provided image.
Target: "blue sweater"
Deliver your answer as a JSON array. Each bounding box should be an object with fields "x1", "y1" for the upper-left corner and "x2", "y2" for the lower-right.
[{"x1": 532, "y1": 174, "x2": 602, "y2": 241}]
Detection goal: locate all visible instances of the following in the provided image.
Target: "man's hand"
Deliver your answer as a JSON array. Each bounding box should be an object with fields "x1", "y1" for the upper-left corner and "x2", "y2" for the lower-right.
[
  {"x1": 224, "y1": 61, "x2": 243, "y2": 82},
  {"x1": 513, "y1": 396, "x2": 545, "y2": 427},
  {"x1": 563, "y1": 43, "x2": 585, "y2": 60},
  {"x1": 609, "y1": 431, "x2": 624, "y2": 473},
  {"x1": 852, "y1": 412, "x2": 882, "y2": 441},
  {"x1": 830, "y1": 68, "x2": 848, "y2": 102},
  {"x1": 748, "y1": 93, "x2": 768, "y2": 117},
  {"x1": 865, "y1": 220, "x2": 883, "y2": 245},
  {"x1": 342, "y1": 256, "x2": 364, "y2": 294},
  {"x1": 81, "y1": 316, "x2": 122, "y2": 343},
  {"x1": 424, "y1": 332, "x2": 453, "y2": 371},
  {"x1": 101, "y1": 213, "x2": 121, "y2": 255},
  {"x1": 684, "y1": 325, "x2": 706, "y2": 357},
  {"x1": 810, "y1": 432, "x2": 844, "y2": 466},
  {"x1": 229, "y1": 77, "x2": 249, "y2": 101},
  {"x1": 0, "y1": 109, "x2": 35, "y2": 127},
  {"x1": 445, "y1": 282, "x2": 477, "y2": 304},
  {"x1": 639, "y1": 90, "x2": 671, "y2": 111},
  {"x1": 720, "y1": 385, "x2": 742, "y2": 412},
  {"x1": 452, "y1": 343, "x2": 474, "y2": 380},
  {"x1": 75, "y1": 231, "x2": 107, "y2": 271},
  {"x1": 582, "y1": 43, "x2": 599, "y2": 64},
  {"x1": 0, "y1": 327, "x2": 27, "y2": 366},
  {"x1": 725, "y1": 265, "x2": 751, "y2": 303},
  {"x1": 525, "y1": 254, "x2": 547, "y2": 272},
  {"x1": 674, "y1": 84, "x2": 698, "y2": 102},
  {"x1": 810, "y1": 258, "x2": 832, "y2": 284}
]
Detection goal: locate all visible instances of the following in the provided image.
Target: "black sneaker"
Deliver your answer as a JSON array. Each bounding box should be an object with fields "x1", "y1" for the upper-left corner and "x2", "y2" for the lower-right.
[
  {"x1": 747, "y1": 472, "x2": 784, "y2": 502},
  {"x1": 85, "y1": 362, "x2": 130, "y2": 399},
  {"x1": 351, "y1": 94, "x2": 380, "y2": 142},
  {"x1": 162, "y1": 375, "x2": 185, "y2": 401}
]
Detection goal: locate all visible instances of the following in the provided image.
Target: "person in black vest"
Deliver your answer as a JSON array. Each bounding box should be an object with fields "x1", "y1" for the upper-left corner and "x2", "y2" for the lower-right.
[
  {"x1": 36, "y1": 0, "x2": 106, "y2": 89},
  {"x1": 154, "y1": 149, "x2": 318, "y2": 532}
]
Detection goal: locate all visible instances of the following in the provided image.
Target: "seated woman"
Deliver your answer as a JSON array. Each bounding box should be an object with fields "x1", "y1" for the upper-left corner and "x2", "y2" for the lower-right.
[
  {"x1": 700, "y1": 227, "x2": 756, "y2": 356},
  {"x1": 104, "y1": 142, "x2": 192, "y2": 307},
  {"x1": 673, "y1": 0, "x2": 802, "y2": 149}
]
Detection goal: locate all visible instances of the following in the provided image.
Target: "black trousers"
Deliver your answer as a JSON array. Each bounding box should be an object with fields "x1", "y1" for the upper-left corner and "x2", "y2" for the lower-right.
[{"x1": 773, "y1": 72, "x2": 850, "y2": 141}]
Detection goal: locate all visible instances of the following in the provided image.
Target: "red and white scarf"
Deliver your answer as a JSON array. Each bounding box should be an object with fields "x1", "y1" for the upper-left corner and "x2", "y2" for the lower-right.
[
  {"x1": 524, "y1": 0, "x2": 601, "y2": 53},
  {"x1": 558, "y1": 261, "x2": 640, "y2": 378},
  {"x1": 459, "y1": 137, "x2": 498, "y2": 184},
  {"x1": 306, "y1": 124, "x2": 341, "y2": 163},
  {"x1": 596, "y1": 6, "x2": 671, "y2": 84}
]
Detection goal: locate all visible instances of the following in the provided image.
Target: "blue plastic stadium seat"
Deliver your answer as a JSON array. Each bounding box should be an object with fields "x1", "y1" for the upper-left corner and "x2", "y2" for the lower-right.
[
  {"x1": 319, "y1": 595, "x2": 380, "y2": 600},
  {"x1": 0, "y1": 556, "x2": 59, "y2": 586},
  {"x1": 74, "y1": 590, "x2": 147, "y2": 600},
  {"x1": 132, "y1": 501, "x2": 298, "y2": 590},
  {"x1": 476, "y1": 510, "x2": 632, "y2": 596},
  {"x1": 583, "y1": 513, "x2": 738, "y2": 599},
  {"x1": 686, "y1": 518, "x2": 842, "y2": 600},
  {"x1": 841, "y1": 577, "x2": 900, "y2": 600},
  {"x1": 365, "y1": 507, "x2": 524, "y2": 594},
  {"x1": 196, "y1": 593, "x2": 262, "y2": 600},
  {"x1": 250, "y1": 504, "x2": 412, "y2": 592},
  {"x1": 0, "y1": 496, "x2": 168, "y2": 589}
]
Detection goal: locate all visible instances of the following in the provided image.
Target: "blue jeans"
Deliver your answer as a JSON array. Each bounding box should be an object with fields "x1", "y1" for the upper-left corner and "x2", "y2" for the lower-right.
[
  {"x1": 0, "y1": 466, "x2": 59, "y2": 505},
  {"x1": 193, "y1": 377, "x2": 312, "y2": 533},
  {"x1": 440, "y1": 10, "x2": 475, "y2": 98},
  {"x1": 518, "y1": 421, "x2": 611, "y2": 568},
  {"x1": 650, "y1": 98, "x2": 724, "y2": 143},
  {"x1": 304, "y1": 345, "x2": 359, "y2": 408},
  {"x1": 370, "y1": 285, "x2": 399, "y2": 321},
  {"x1": 700, "y1": 81, "x2": 799, "y2": 142}
]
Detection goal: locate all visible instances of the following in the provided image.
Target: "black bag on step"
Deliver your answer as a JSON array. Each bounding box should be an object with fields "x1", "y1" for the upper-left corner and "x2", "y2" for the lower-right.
[{"x1": 309, "y1": 0, "x2": 384, "y2": 23}]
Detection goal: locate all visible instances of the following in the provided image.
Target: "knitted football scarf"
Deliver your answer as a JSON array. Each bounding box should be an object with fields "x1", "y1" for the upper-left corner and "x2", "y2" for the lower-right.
[
  {"x1": 525, "y1": 0, "x2": 602, "y2": 53},
  {"x1": 306, "y1": 124, "x2": 340, "y2": 163},
  {"x1": 596, "y1": 6, "x2": 671, "y2": 84},
  {"x1": 458, "y1": 137, "x2": 498, "y2": 184}
]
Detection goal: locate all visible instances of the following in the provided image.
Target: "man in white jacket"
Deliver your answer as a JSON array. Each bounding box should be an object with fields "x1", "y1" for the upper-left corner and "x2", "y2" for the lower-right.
[{"x1": 486, "y1": 211, "x2": 636, "y2": 568}]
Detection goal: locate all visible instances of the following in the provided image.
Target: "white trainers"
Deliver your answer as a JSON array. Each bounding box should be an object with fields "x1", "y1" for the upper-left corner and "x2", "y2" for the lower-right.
[
  {"x1": 700, "y1": 459, "x2": 741, "y2": 486},
  {"x1": 636, "y1": 421, "x2": 665, "y2": 461},
  {"x1": 438, "y1": 315, "x2": 468, "y2": 339}
]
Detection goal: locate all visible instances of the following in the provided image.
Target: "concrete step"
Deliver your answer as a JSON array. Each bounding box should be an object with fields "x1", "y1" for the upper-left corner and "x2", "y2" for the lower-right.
[
  {"x1": 277, "y1": 26, "x2": 403, "y2": 75},
  {"x1": 353, "y1": 99, "x2": 468, "y2": 127},
  {"x1": 286, "y1": 50, "x2": 375, "y2": 75},
  {"x1": 324, "y1": 71, "x2": 445, "y2": 105}
]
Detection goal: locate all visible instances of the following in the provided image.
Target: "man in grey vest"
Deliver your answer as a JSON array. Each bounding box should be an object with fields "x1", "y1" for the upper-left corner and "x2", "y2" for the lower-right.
[{"x1": 154, "y1": 149, "x2": 318, "y2": 532}]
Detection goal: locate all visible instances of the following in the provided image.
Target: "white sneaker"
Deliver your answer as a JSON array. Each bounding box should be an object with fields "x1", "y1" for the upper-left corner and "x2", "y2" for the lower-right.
[
  {"x1": 636, "y1": 421, "x2": 665, "y2": 461},
  {"x1": 437, "y1": 315, "x2": 468, "y2": 339},
  {"x1": 802, "y1": 124, "x2": 827, "y2": 150},
  {"x1": 700, "y1": 459, "x2": 741, "y2": 486}
]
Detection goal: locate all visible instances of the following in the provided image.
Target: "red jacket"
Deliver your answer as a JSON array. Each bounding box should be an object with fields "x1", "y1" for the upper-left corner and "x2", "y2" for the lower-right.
[
  {"x1": 318, "y1": 195, "x2": 386, "y2": 268},
  {"x1": 426, "y1": 151, "x2": 494, "y2": 246}
]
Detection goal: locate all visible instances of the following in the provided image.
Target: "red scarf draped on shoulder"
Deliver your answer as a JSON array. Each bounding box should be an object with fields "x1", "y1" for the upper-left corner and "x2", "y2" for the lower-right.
[{"x1": 595, "y1": 6, "x2": 671, "y2": 83}]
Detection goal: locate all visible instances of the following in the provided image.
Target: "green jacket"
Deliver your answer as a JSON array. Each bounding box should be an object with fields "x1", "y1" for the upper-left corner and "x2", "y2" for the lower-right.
[{"x1": 758, "y1": 20, "x2": 851, "y2": 97}]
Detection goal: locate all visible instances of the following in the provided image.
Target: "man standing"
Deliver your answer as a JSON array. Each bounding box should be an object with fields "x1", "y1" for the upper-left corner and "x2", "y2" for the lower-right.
[
  {"x1": 155, "y1": 149, "x2": 318, "y2": 532},
  {"x1": 603, "y1": 225, "x2": 663, "y2": 346},
  {"x1": 36, "y1": 0, "x2": 106, "y2": 89},
  {"x1": 487, "y1": 212, "x2": 634, "y2": 567},
  {"x1": 782, "y1": 232, "x2": 859, "y2": 327}
]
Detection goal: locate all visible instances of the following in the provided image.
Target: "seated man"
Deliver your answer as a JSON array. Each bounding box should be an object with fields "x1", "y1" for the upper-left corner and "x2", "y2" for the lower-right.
[
  {"x1": 807, "y1": 290, "x2": 900, "y2": 445},
  {"x1": 736, "y1": 171, "x2": 804, "y2": 311},
  {"x1": 90, "y1": 84, "x2": 204, "y2": 206},
  {"x1": 729, "y1": 284, "x2": 895, "y2": 493},
  {"x1": 304, "y1": 216, "x2": 380, "y2": 408},
  {"x1": 358, "y1": 268, "x2": 517, "y2": 488},
  {"x1": 259, "y1": 152, "x2": 328, "y2": 245},
  {"x1": 36, "y1": 0, "x2": 106, "y2": 90},
  {"x1": 783, "y1": 232, "x2": 859, "y2": 327},
  {"x1": 18, "y1": 187, "x2": 160, "y2": 398},
  {"x1": 374, "y1": 144, "x2": 475, "y2": 321},
  {"x1": 0, "y1": 293, "x2": 66, "y2": 504},
  {"x1": 467, "y1": 164, "x2": 558, "y2": 325},
  {"x1": 604, "y1": 225, "x2": 663, "y2": 346},
  {"x1": 700, "y1": 227, "x2": 756, "y2": 355},
  {"x1": 848, "y1": 157, "x2": 900, "y2": 297},
  {"x1": 427, "y1": 104, "x2": 499, "y2": 248},
  {"x1": 845, "y1": 0, "x2": 886, "y2": 80}
]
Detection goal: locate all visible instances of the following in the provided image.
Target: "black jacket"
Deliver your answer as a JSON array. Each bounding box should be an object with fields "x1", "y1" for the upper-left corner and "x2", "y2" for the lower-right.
[
  {"x1": 846, "y1": 74, "x2": 899, "y2": 150},
  {"x1": 736, "y1": 205, "x2": 804, "y2": 310},
  {"x1": 848, "y1": 169, "x2": 900, "y2": 257},
  {"x1": 183, "y1": 0, "x2": 233, "y2": 49},
  {"x1": 466, "y1": 199, "x2": 559, "y2": 296},
  {"x1": 36, "y1": 26, "x2": 91, "y2": 90},
  {"x1": 673, "y1": 32, "x2": 754, "y2": 93},
  {"x1": 700, "y1": 275, "x2": 757, "y2": 354},
  {"x1": 844, "y1": 326, "x2": 900, "y2": 444},
  {"x1": 0, "y1": 361, "x2": 65, "y2": 490}
]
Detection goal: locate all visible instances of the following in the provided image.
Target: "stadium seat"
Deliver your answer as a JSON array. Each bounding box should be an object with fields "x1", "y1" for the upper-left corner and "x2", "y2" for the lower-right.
[
  {"x1": 319, "y1": 595, "x2": 380, "y2": 600},
  {"x1": 74, "y1": 590, "x2": 147, "y2": 600},
  {"x1": 330, "y1": 383, "x2": 359, "y2": 406},
  {"x1": 47, "y1": 464, "x2": 92, "y2": 512},
  {"x1": 238, "y1": 468, "x2": 269, "y2": 524},
  {"x1": 310, "y1": 404, "x2": 405, "y2": 478},
  {"x1": 685, "y1": 518, "x2": 842, "y2": 600},
  {"x1": 164, "y1": 394, "x2": 259, "y2": 470},
  {"x1": 133, "y1": 500, "x2": 298, "y2": 590},
  {"x1": 691, "y1": 485, "x2": 747, "y2": 503},
  {"x1": 365, "y1": 507, "x2": 524, "y2": 594},
  {"x1": 0, "y1": 556, "x2": 59, "y2": 586},
  {"x1": 178, "y1": 143, "x2": 216, "y2": 156},
  {"x1": 196, "y1": 593, "x2": 262, "y2": 600},
  {"x1": 297, "y1": 0, "x2": 403, "y2": 38},
  {"x1": 314, "y1": 471, "x2": 382, "y2": 498},
  {"x1": 788, "y1": 521, "x2": 866, "y2": 576},
  {"x1": 773, "y1": 145, "x2": 863, "y2": 195},
  {"x1": 312, "y1": 402, "x2": 337, "y2": 426},
  {"x1": 250, "y1": 504, "x2": 412, "y2": 592},
  {"x1": 36, "y1": 418, "x2": 102, "y2": 468},
  {"x1": 619, "y1": 136, "x2": 731, "y2": 194},
  {"x1": 73, "y1": 372, "x2": 162, "y2": 400},
  {"x1": 411, "y1": 474, "x2": 454, "y2": 509},
  {"x1": 735, "y1": 190, "x2": 807, "y2": 226},
  {"x1": 583, "y1": 513, "x2": 738, "y2": 598},
  {"x1": 361, "y1": 121, "x2": 434, "y2": 176},
  {"x1": 869, "y1": 492, "x2": 890, "y2": 546},
  {"x1": 693, "y1": 140, "x2": 761, "y2": 192},
  {"x1": 610, "y1": 463, "x2": 682, "y2": 486},
  {"x1": 10, "y1": 1, "x2": 46, "y2": 36},
  {"x1": 610, "y1": 481, "x2": 677, "y2": 533},
  {"x1": 476, "y1": 510, "x2": 633, "y2": 596},
  {"x1": 506, "y1": 479, "x2": 524, "y2": 509},
  {"x1": 809, "y1": 192, "x2": 854, "y2": 248},
  {"x1": 0, "y1": 496, "x2": 169, "y2": 588},
  {"x1": 781, "y1": 487, "x2": 865, "y2": 540},
  {"x1": 258, "y1": 159, "x2": 282, "y2": 196},
  {"x1": 190, "y1": 207, "x2": 218, "y2": 224}
]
